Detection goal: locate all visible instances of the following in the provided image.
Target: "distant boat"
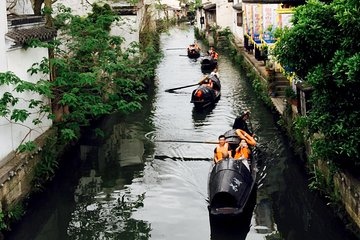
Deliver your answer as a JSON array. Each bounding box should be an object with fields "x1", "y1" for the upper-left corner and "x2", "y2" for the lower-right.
[
  {"x1": 200, "y1": 56, "x2": 217, "y2": 73},
  {"x1": 187, "y1": 45, "x2": 201, "y2": 59},
  {"x1": 190, "y1": 74, "x2": 221, "y2": 108}
]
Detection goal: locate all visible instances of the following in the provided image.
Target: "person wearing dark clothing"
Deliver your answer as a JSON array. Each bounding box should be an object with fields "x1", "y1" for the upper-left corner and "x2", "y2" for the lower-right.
[{"x1": 232, "y1": 110, "x2": 253, "y2": 136}]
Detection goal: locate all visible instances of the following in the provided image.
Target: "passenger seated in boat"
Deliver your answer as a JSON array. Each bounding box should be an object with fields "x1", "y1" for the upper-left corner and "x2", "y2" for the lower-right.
[
  {"x1": 234, "y1": 140, "x2": 251, "y2": 159},
  {"x1": 214, "y1": 135, "x2": 232, "y2": 163},
  {"x1": 234, "y1": 140, "x2": 251, "y2": 170},
  {"x1": 194, "y1": 41, "x2": 201, "y2": 50},
  {"x1": 207, "y1": 46, "x2": 219, "y2": 60}
]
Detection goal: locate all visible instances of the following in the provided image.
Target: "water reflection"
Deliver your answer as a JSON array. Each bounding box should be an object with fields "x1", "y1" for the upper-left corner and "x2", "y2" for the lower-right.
[
  {"x1": 66, "y1": 123, "x2": 152, "y2": 240},
  {"x1": 192, "y1": 105, "x2": 215, "y2": 125},
  {"x1": 67, "y1": 191, "x2": 150, "y2": 240}
]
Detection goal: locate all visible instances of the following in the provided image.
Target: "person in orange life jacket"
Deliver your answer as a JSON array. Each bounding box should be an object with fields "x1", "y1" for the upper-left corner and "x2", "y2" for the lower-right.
[
  {"x1": 234, "y1": 139, "x2": 251, "y2": 159},
  {"x1": 208, "y1": 46, "x2": 219, "y2": 60},
  {"x1": 214, "y1": 135, "x2": 232, "y2": 163},
  {"x1": 232, "y1": 110, "x2": 253, "y2": 136},
  {"x1": 194, "y1": 41, "x2": 201, "y2": 51},
  {"x1": 234, "y1": 140, "x2": 251, "y2": 170}
]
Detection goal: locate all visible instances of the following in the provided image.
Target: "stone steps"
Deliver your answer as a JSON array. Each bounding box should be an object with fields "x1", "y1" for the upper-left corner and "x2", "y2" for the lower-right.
[{"x1": 271, "y1": 72, "x2": 290, "y2": 97}]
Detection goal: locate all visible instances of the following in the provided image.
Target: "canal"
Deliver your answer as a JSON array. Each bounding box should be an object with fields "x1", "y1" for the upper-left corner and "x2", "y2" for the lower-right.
[{"x1": 5, "y1": 25, "x2": 358, "y2": 240}]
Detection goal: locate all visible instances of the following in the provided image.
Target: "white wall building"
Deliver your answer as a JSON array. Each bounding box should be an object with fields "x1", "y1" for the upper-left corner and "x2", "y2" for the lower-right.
[
  {"x1": 53, "y1": 0, "x2": 141, "y2": 50},
  {"x1": 215, "y1": 0, "x2": 233, "y2": 30},
  {"x1": 232, "y1": 0, "x2": 244, "y2": 45},
  {"x1": 0, "y1": 1, "x2": 7, "y2": 70},
  {"x1": 0, "y1": 1, "x2": 55, "y2": 166}
]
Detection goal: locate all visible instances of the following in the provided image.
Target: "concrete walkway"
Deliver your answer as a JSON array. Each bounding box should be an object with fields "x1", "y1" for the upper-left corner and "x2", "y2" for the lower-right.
[
  {"x1": 242, "y1": 49, "x2": 287, "y2": 115},
  {"x1": 231, "y1": 39, "x2": 288, "y2": 115}
]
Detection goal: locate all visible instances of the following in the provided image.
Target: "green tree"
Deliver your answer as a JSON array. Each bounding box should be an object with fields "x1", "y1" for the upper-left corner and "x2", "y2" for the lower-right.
[
  {"x1": 274, "y1": 0, "x2": 360, "y2": 170},
  {"x1": 1, "y1": 3, "x2": 161, "y2": 146}
]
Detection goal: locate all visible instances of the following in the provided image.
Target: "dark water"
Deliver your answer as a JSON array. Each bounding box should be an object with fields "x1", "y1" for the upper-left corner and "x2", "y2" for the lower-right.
[{"x1": 5, "y1": 25, "x2": 358, "y2": 240}]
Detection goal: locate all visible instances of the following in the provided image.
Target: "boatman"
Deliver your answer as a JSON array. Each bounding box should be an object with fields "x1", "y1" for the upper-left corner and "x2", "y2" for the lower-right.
[
  {"x1": 198, "y1": 75, "x2": 214, "y2": 89},
  {"x1": 214, "y1": 135, "x2": 232, "y2": 163},
  {"x1": 233, "y1": 110, "x2": 253, "y2": 136}
]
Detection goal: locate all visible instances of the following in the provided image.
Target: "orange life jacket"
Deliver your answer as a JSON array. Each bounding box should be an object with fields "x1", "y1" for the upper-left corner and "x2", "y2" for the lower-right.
[
  {"x1": 215, "y1": 143, "x2": 229, "y2": 163},
  {"x1": 211, "y1": 52, "x2": 219, "y2": 60},
  {"x1": 234, "y1": 146, "x2": 250, "y2": 159}
]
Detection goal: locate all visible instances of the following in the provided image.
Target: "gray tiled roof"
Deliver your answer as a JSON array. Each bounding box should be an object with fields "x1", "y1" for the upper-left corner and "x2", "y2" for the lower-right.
[{"x1": 6, "y1": 26, "x2": 57, "y2": 45}]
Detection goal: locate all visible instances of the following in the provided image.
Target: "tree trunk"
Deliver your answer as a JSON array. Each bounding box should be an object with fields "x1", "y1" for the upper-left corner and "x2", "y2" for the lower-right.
[
  {"x1": 52, "y1": 103, "x2": 70, "y2": 122},
  {"x1": 33, "y1": 0, "x2": 44, "y2": 15},
  {"x1": 44, "y1": 0, "x2": 53, "y2": 27}
]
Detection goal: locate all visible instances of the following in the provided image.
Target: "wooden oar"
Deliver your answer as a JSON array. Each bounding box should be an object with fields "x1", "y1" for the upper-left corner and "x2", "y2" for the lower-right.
[
  {"x1": 153, "y1": 139, "x2": 241, "y2": 145},
  {"x1": 164, "y1": 83, "x2": 200, "y2": 92},
  {"x1": 164, "y1": 75, "x2": 208, "y2": 92},
  {"x1": 166, "y1": 47, "x2": 187, "y2": 50},
  {"x1": 154, "y1": 139, "x2": 218, "y2": 144},
  {"x1": 155, "y1": 155, "x2": 212, "y2": 161}
]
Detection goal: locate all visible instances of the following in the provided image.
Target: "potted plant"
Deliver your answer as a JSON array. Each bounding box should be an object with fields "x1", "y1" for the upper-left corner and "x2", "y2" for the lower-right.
[
  {"x1": 284, "y1": 86, "x2": 297, "y2": 105},
  {"x1": 268, "y1": 81, "x2": 277, "y2": 97},
  {"x1": 260, "y1": 44, "x2": 268, "y2": 64},
  {"x1": 265, "y1": 60, "x2": 275, "y2": 82}
]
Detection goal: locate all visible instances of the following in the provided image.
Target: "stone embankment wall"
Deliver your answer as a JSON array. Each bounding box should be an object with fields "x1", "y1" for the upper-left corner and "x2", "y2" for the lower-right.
[
  {"x1": 0, "y1": 129, "x2": 54, "y2": 211},
  {"x1": 317, "y1": 159, "x2": 360, "y2": 231},
  {"x1": 334, "y1": 170, "x2": 360, "y2": 228}
]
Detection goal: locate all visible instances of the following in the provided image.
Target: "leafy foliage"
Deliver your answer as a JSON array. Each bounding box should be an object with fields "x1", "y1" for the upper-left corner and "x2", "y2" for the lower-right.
[
  {"x1": 274, "y1": 0, "x2": 360, "y2": 169},
  {"x1": 0, "y1": 3, "x2": 161, "y2": 149},
  {"x1": 32, "y1": 136, "x2": 59, "y2": 191},
  {"x1": 274, "y1": 1, "x2": 340, "y2": 78},
  {"x1": 0, "y1": 203, "x2": 25, "y2": 231},
  {"x1": 48, "y1": 4, "x2": 156, "y2": 132}
]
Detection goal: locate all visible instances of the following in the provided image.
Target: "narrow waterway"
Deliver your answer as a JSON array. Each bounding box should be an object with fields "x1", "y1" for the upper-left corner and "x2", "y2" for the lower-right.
[{"x1": 5, "y1": 25, "x2": 358, "y2": 240}]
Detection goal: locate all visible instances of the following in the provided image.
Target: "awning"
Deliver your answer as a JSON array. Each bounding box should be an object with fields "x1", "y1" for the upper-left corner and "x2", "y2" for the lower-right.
[
  {"x1": 232, "y1": 3, "x2": 242, "y2": 11},
  {"x1": 202, "y1": 3, "x2": 216, "y2": 10}
]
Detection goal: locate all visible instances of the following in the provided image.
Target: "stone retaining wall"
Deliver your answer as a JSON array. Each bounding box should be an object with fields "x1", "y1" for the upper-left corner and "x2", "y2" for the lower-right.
[
  {"x1": 0, "y1": 129, "x2": 54, "y2": 211},
  {"x1": 334, "y1": 170, "x2": 360, "y2": 228}
]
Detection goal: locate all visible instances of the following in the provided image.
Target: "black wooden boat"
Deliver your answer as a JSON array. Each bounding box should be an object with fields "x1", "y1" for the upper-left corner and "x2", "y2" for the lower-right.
[
  {"x1": 200, "y1": 56, "x2": 218, "y2": 73},
  {"x1": 187, "y1": 46, "x2": 201, "y2": 59},
  {"x1": 207, "y1": 153, "x2": 258, "y2": 237},
  {"x1": 190, "y1": 74, "x2": 221, "y2": 108}
]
